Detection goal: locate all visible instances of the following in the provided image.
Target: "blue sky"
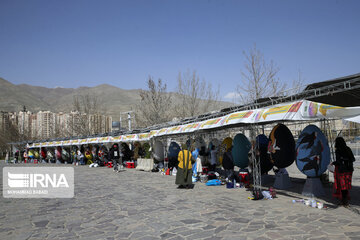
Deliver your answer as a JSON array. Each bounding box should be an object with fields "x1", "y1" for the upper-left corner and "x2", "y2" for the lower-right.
[{"x1": 1, "y1": 0, "x2": 359, "y2": 101}]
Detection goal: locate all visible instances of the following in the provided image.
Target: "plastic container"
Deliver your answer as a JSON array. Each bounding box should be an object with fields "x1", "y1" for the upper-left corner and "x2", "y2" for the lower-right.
[
  {"x1": 200, "y1": 175, "x2": 208, "y2": 183},
  {"x1": 226, "y1": 181, "x2": 234, "y2": 188}
]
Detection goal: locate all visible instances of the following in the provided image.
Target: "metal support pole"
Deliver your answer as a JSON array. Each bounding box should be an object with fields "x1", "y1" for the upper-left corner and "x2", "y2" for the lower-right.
[
  {"x1": 120, "y1": 112, "x2": 122, "y2": 130},
  {"x1": 250, "y1": 124, "x2": 261, "y2": 194},
  {"x1": 120, "y1": 111, "x2": 133, "y2": 131},
  {"x1": 128, "y1": 112, "x2": 131, "y2": 131}
]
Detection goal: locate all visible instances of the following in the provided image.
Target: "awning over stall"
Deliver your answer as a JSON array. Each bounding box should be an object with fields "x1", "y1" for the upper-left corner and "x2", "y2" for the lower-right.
[{"x1": 27, "y1": 99, "x2": 360, "y2": 148}]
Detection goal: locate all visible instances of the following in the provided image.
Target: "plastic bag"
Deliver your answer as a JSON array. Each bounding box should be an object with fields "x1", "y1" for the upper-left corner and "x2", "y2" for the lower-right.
[
  {"x1": 206, "y1": 179, "x2": 221, "y2": 186},
  {"x1": 172, "y1": 168, "x2": 177, "y2": 176},
  {"x1": 327, "y1": 163, "x2": 334, "y2": 173},
  {"x1": 262, "y1": 191, "x2": 272, "y2": 199}
]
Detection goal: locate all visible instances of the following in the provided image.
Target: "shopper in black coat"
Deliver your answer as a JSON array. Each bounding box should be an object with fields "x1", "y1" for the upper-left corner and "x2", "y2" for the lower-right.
[
  {"x1": 331, "y1": 137, "x2": 355, "y2": 206},
  {"x1": 222, "y1": 146, "x2": 239, "y2": 182},
  {"x1": 110, "y1": 143, "x2": 121, "y2": 172}
]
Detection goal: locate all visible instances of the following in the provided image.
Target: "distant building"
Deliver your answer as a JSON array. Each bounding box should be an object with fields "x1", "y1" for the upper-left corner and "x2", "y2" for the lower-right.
[
  {"x1": 0, "y1": 110, "x2": 113, "y2": 140},
  {"x1": 111, "y1": 121, "x2": 127, "y2": 132},
  {"x1": 0, "y1": 111, "x2": 12, "y2": 135},
  {"x1": 18, "y1": 110, "x2": 32, "y2": 136},
  {"x1": 112, "y1": 121, "x2": 120, "y2": 131},
  {"x1": 89, "y1": 114, "x2": 112, "y2": 135},
  {"x1": 36, "y1": 111, "x2": 55, "y2": 139}
]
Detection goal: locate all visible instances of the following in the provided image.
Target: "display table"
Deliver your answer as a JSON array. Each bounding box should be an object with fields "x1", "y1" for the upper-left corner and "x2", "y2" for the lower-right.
[{"x1": 136, "y1": 158, "x2": 154, "y2": 171}]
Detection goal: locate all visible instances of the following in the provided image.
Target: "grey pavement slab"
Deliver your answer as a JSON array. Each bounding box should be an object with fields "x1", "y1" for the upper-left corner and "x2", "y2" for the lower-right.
[{"x1": 1, "y1": 162, "x2": 360, "y2": 239}]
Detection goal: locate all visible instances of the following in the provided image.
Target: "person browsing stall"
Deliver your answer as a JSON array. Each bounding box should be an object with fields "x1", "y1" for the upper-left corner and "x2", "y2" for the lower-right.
[
  {"x1": 176, "y1": 145, "x2": 194, "y2": 189},
  {"x1": 331, "y1": 137, "x2": 355, "y2": 206}
]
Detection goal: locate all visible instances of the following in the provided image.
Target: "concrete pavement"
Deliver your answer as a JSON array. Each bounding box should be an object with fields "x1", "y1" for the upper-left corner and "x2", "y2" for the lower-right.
[{"x1": 1, "y1": 162, "x2": 360, "y2": 240}]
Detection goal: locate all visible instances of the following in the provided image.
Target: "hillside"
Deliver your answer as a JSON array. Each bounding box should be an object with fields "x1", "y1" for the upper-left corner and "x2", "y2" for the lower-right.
[
  {"x1": 0, "y1": 77, "x2": 231, "y2": 119},
  {"x1": 0, "y1": 78, "x2": 51, "y2": 112}
]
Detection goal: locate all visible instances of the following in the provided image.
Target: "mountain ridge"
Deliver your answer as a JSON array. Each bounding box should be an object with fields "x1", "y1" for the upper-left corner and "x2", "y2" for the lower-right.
[{"x1": 0, "y1": 77, "x2": 231, "y2": 119}]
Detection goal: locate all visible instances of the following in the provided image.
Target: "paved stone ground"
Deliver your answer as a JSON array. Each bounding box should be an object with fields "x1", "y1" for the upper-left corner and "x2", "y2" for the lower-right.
[{"x1": 1, "y1": 162, "x2": 360, "y2": 240}]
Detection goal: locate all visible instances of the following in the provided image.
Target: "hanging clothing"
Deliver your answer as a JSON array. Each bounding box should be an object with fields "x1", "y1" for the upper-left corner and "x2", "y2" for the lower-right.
[
  {"x1": 192, "y1": 157, "x2": 203, "y2": 179},
  {"x1": 192, "y1": 148, "x2": 199, "y2": 161},
  {"x1": 210, "y1": 149, "x2": 218, "y2": 166},
  {"x1": 40, "y1": 149, "x2": 46, "y2": 159},
  {"x1": 222, "y1": 151, "x2": 234, "y2": 170},
  {"x1": 196, "y1": 157, "x2": 203, "y2": 174}
]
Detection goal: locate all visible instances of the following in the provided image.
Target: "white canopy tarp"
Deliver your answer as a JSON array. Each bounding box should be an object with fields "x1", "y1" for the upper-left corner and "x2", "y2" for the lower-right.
[
  {"x1": 87, "y1": 137, "x2": 99, "y2": 144},
  {"x1": 344, "y1": 115, "x2": 360, "y2": 124},
  {"x1": 110, "y1": 136, "x2": 123, "y2": 142},
  {"x1": 30, "y1": 100, "x2": 360, "y2": 147},
  {"x1": 122, "y1": 134, "x2": 139, "y2": 142},
  {"x1": 138, "y1": 133, "x2": 151, "y2": 141},
  {"x1": 98, "y1": 136, "x2": 112, "y2": 143}
]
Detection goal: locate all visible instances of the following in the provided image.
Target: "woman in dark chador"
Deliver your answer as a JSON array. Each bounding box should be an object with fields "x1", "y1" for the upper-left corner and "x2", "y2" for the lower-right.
[{"x1": 331, "y1": 137, "x2": 355, "y2": 206}]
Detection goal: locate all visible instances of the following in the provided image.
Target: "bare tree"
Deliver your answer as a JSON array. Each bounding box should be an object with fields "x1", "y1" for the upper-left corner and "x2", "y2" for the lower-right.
[
  {"x1": 135, "y1": 76, "x2": 173, "y2": 127},
  {"x1": 0, "y1": 117, "x2": 21, "y2": 154},
  {"x1": 67, "y1": 94, "x2": 103, "y2": 136},
  {"x1": 175, "y1": 70, "x2": 220, "y2": 118},
  {"x1": 73, "y1": 94, "x2": 101, "y2": 115},
  {"x1": 236, "y1": 44, "x2": 286, "y2": 104},
  {"x1": 288, "y1": 69, "x2": 305, "y2": 95}
]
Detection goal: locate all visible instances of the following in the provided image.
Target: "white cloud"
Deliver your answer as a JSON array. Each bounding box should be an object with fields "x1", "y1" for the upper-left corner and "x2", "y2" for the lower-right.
[{"x1": 224, "y1": 92, "x2": 241, "y2": 100}]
